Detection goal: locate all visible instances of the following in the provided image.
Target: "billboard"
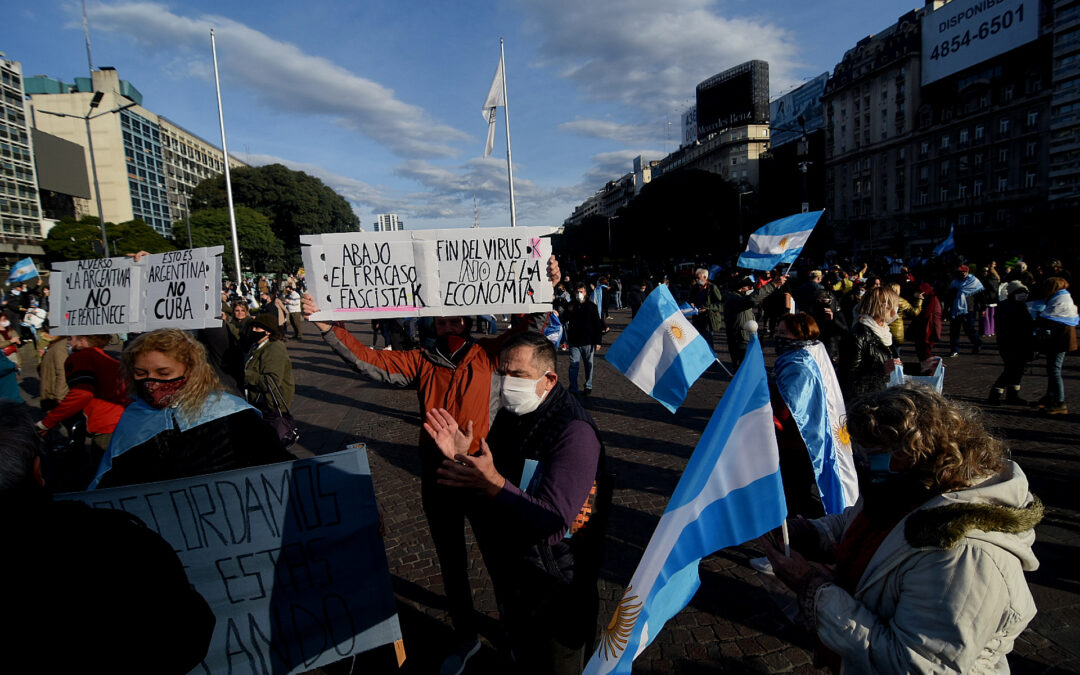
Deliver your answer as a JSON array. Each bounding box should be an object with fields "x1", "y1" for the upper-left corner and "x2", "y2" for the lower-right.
[
  {"x1": 32, "y1": 129, "x2": 91, "y2": 198},
  {"x1": 921, "y1": 0, "x2": 1040, "y2": 85},
  {"x1": 769, "y1": 73, "x2": 829, "y2": 148},
  {"x1": 681, "y1": 105, "x2": 698, "y2": 145},
  {"x1": 696, "y1": 60, "x2": 770, "y2": 136}
]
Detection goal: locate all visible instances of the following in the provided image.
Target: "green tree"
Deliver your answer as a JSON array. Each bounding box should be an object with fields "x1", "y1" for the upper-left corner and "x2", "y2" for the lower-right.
[
  {"x1": 191, "y1": 164, "x2": 359, "y2": 266},
  {"x1": 178, "y1": 206, "x2": 286, "y2": 274},
  {"x1": 44, "y1": 216, "x2": 176, "y2": 261}
]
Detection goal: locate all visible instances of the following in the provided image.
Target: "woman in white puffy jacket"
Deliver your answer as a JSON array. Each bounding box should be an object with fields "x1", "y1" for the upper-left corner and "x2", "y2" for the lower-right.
[{"x1": 764, "y1": 384, "x2": 1042, "y2": 674}]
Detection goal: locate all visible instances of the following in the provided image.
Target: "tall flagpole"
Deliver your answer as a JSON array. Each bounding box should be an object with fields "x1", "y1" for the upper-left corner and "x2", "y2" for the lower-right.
[
  {"x1": 211, "y1": 29, "x2": 243, "y2": 285},
  {"x1": 500, "y1": 38, "x2": 517, "y2": 228}
]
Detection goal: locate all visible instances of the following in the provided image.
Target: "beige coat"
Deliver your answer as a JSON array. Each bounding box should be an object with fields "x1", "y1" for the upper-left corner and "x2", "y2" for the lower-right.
[{"x1": 39, "y1": 337, "x2": 69, "y2": 402}]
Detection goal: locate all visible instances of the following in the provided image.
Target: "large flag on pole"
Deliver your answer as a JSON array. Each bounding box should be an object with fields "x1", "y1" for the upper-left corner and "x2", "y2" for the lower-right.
[
  {"x1": 604, "y1": 285, "x2": 715, "y2": 413},
  {"x1": 737, "y1": 210, "x2": 824, "y2": 271},
  {"x1": 774, "y1": 342, "x2": 859, "y2": 514},
  {"x1": 585, "y1": 334, "x2": 787, "y2": 675},
  {"x1": 6, "y1": 257, "x2": 39, "y2": 283},
  {"x1": 481, "y1": 54, "x2": 505, "y2": 157},
  {"x1": 932, "y1": 225, "x2": 955, "y2": 257}
]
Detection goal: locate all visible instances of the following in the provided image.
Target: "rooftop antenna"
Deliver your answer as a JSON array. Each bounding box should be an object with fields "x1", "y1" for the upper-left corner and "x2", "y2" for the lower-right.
[
  {"x1": 82, "y1": 0, "x2": 94, "y2": 74},
  {"x1": 472, "y1": 193, "x2": 479, "y2": 228}
]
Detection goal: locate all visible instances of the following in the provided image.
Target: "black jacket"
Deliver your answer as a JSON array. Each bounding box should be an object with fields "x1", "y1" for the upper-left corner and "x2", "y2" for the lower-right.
[
  {"x1": 839, "y1": 322, "x2": 898, "y2": 401},
  {"x1": 1, "y1": 485, "x2": 215, "y2": 673},
  {"x1": 562, "y1": 299, "x2": 603, "y2": 347},
  {"x1": 98, "y1": 408, "x2": 292, "y2": 489},
  {"x1": 996, "y1": 299, "x2": 1035, "y2": 362}
]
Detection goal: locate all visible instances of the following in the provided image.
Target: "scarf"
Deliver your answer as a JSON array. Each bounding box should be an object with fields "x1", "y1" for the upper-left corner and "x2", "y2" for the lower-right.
[
  {"x1": 951, "y1": 275, "x2": 984, "y2": 316},
  {"x1": 858, "y1": 315, "x2": 893, "y2": 346},
  {"x1": 1040, "y1": 289, "x2": 1080, "y2": 327}
]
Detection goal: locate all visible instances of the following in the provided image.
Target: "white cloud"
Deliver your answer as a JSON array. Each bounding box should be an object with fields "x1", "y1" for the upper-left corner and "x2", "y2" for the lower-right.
[
  {"x1": 558, "y1": 118, "x2": 660, "y2": 144},
  {"x1": 523, "y1": 0, "x2": 801, "y2": 120},
  {"x1": 84, "y1": 2, "x2": 471, "y2": 158}
]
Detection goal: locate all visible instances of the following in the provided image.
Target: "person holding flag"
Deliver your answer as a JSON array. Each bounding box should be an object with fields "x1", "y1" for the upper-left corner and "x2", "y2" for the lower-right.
[
  {"x1": 721, "y1": 273, "x2": 786, "y2": 369},
  {"x1": 762, "y1": 384, "x2": 1040, "y2": 673}
]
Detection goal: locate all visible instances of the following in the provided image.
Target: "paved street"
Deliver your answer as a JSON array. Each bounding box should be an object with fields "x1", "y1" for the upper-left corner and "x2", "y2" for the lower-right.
[
  {"x1": 11, "y1": 312, "x2": 1079, "y2": 674},
  {"x1": 272, "y1": 312, "x2": 1080, "y2": 675}
]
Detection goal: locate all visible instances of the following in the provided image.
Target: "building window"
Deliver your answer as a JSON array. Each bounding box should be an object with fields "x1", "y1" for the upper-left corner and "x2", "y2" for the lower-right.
[
  {"x1": 940, "y1": 160, "x2": 951, "y2": 176},
  {"x1": 1025, "y1": 171, "x2": 1036, "y2": 188},
  {"x1": 920, "y1": 141, "x2": 929, "y2": 157},
  {"x1": 974, "y1": 211, "x2": 984, "y2": 225},
  {"x1": 940, "y1": 135, "x2": 950, "y2": 149},
  {"x1": 974, "y1": 153, "x2": 984, "y2": 168},
  {"x1": 940, "y1": 187, "x2": 949, "y2": 201},
  {"x1": 1025, "y1": 141, "x2": 1038, "y2": 159},
  {"x1": 997, "y1": 175, "x2": 1009, "y2": 191},
  {"x1": 1002, "y1": 84, "x2": 1014, "y2": 103},
  {"x1": 919, "y1": 191, "x2": 928, "y2": 205},
  {"x1": 975, "y1": 124, "x2": 985, "y2": 141},
  {"x1": 959, "y1": 213, "x2": 970, "y2": 226},
  {"x1": 1026, "y1": 111, "x2": 1039, "y2": 128},
  {"x1": 958, "y1": 183, "x2": 968, "y2": 198},
  {"x1": 999, "y1": 118, "x2": 1011, "y2": 135},
  {"x1": 959, "y1": 129, "x2": 969, "y2": 146},
  {"x1": 974, "y1": 180, "x2": 983, "y2": 196},
  {"x1": 998, "y1": 148, "x2": 1009, "y2": 164}
]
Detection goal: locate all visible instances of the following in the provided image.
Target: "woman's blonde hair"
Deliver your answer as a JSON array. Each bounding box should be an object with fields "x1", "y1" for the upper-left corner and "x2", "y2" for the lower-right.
[
  {"x1": 846, "y1": 384, "x2": 1007, "y2": 491},
  {"x1": 857, "y1": 287, "x2": 899, "y2": 323},
  {"x1": 122, "y1": 329, "x2": 223, "y2": 418}
]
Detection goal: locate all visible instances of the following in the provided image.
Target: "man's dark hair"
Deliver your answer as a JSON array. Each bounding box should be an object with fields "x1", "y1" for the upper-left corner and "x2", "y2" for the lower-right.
[
  {"x1": 575, "y1": 281, "x2": 588, "y2": 293},
  {"x1": 500, "y1": 331, "x2": 557, "y2": 373},
  {"x1": 0, "y1": 401, "x2": 41, "y2": 491}
]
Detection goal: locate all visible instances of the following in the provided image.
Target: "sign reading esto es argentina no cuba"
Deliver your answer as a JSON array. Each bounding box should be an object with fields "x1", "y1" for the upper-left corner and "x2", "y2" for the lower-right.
[{"x1": 301, "y1": 227, "x2": 557, "y2": 321}]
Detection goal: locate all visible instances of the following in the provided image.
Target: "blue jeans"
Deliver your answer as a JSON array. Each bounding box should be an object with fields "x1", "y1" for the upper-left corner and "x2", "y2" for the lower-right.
[
  {"x1": 1046, "y1": 350, "x2": 1067, "y2": 404},
  {"x1": 950, "y1": 312, "x2": 981, "y2": 352},
  {"x1": 568, "y1": 345, "x2": 595, "y2": 392}
]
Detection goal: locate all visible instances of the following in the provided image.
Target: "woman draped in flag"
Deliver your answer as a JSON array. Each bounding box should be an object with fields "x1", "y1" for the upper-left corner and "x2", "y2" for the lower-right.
[
  {"x1": 1031, "y1": 277, "x2": 1077, "y2": 415},
  {"x1": 763, "y1": 384, "x2": 1041, "y2": 673}
]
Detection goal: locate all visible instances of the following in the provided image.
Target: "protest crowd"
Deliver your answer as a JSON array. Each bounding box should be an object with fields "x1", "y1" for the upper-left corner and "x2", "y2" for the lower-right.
[{"x1": 0, "y1": 228, "x2": 1075, "y2": 674}]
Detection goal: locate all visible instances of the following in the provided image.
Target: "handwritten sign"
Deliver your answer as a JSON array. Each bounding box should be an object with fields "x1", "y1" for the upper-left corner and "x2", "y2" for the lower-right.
[
  {"x1": 144, "y1": 247, "x2": 224, "y2": 331},
  {"x1": 61, "y1": 448, "x2": 401, "y2": 675},
  {"x1": 301, "y1": 226, "x2": 556, "y2": 320},
  {"x1": 49, "y1": 247, "x2": 224, "y2": 335},
  {"x1": 50, "y1": 255, "x2": 143, "y2": 335}
]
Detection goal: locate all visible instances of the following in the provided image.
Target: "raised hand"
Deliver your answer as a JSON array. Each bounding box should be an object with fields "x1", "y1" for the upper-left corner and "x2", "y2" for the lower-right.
[{"x1": 423, "y1": 408, "x2": 474, "y2": 460}]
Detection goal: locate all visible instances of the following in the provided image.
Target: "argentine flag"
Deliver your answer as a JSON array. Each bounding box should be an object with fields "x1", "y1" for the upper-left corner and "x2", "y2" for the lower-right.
[
  {"x1": 6, "y1": 257, "x2": 38, "y2": 283},
  {"x1": 737, "y1": 210, "x2": 823, "y2": 271},
  {"x1": 605, "y1": 285, "x2": 714, "y2": 413},
  {"x1": 932, "y1": 225, "x2": 955, "y2": 257},
  {"x1": 585, "y1": 334, "x2": 787, "y2": 674},
  {"x1": 774, "y1": 342, "x2": 859, "y2": 514}
]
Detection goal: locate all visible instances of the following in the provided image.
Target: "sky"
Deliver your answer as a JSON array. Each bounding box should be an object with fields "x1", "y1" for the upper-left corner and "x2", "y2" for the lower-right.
[{"x1": 3, "y1": 0, "x2": 917, "y2": 231}]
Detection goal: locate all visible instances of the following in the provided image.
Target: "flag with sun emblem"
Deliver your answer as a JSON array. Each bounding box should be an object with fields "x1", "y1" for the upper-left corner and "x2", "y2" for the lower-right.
[
  {"x1": 774, "y1": 341, "x2": 859, "y2": 514},
  {"x1": 737, "y1": 210, "x2": 823, "y2": 271},
  {"x1": 604, "y1": 285, "x2": 715, "y2": 412},
  {"x1": 584, "y1": 334, "x2": 786, "y2": 675}
]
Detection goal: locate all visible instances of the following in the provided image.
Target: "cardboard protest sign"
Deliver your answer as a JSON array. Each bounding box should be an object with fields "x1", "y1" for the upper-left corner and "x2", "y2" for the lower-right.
[
  {"x1": 61, "y1": 448, "x2": 401, "y2": 674},
  {"x1": 143, "y1": 247, "x2": 224, "y2": 331},
  {"x1": 49, "y1": 247, "x2": 224, "y2": 335},
  {"x1": 301, "y1": 226, "x2": 556, "y2": 320},
  {"x1": 49, "y1": 255, "x2": 143, "y2": 335}
]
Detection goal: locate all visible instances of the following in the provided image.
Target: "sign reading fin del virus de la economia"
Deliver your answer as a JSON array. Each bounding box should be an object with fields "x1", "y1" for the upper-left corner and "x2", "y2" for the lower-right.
[
  {"x1": 921, "y1": 0, "x2": 1039, "y2": 85},
  {"x1": 301, "y1": 226, "x2": 557, "y2": 321}
]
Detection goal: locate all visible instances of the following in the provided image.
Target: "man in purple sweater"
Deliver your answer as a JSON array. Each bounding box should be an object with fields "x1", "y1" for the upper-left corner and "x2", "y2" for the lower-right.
[{"x1": 424, "y1": 332, "x2": 608, "y2": 675}]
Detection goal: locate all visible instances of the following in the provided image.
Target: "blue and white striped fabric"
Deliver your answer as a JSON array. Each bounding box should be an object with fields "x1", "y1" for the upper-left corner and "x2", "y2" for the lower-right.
[
  {"x1": 933, "y1": 225, "x2": 955, "y2": 257},
  {"x1": 605, "y1": 285, "x2": 714, "y2": 413},
  {"x1": 737, "y1": 211, "x2": 823, "y2": 271},
  {"x1": 774, "y1": 342, "x2": 859, "y2": 514},
  {"x1": 678, "y1": 301, "x2": 698, "y2": 317},
  {"x1": 6, "y1": 257, "x2": 38, "y2": 283},
  {"x1": 585, "y1": 335, "x2": 787, "y2": 674},
  {"x1": 543, "y1": 311, "x2": 564, "y2": 346}
]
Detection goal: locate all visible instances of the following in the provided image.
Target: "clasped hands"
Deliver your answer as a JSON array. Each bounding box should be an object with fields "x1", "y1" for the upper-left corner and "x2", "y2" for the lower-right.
[{"x1": 423, "y1": 408, "x2": 506, "y2": 498}]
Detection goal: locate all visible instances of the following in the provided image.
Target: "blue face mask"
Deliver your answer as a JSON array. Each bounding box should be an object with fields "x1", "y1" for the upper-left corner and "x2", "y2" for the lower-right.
[{"x1": 867, "y1": 452, "x2": 896, "y2": 482}]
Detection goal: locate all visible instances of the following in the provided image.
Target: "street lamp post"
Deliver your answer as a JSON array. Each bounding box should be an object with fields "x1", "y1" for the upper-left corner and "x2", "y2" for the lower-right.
[
  {"x1": 737, "y1": 190, "x2": 753, "y2": 246},
  {"x1": 38, "y1": 92, "x2": 137, "y2": 257}
]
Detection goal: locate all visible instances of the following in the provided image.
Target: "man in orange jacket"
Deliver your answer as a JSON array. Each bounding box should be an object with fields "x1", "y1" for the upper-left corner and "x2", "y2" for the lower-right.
[{"x1": 301, "y1": 256, "x2": 559, "y2": 674}]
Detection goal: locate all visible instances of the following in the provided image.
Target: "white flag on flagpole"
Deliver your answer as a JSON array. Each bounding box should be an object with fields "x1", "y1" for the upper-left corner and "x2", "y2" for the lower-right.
[{"x1": 482, "y1": 55, "x2": 505, "y2": 157}]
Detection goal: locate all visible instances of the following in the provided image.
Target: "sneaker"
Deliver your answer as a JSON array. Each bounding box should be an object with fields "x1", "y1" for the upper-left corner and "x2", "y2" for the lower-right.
[
  {"x1": 1046, "y1": 403, "x2": 1068, "y2": 415},
  {"x1": 439, "y1": 638, "x2": 481, "y2": 675},
  {"x1": 987, "y1": 388, "x2": 1004, "y2": 405},
  {"x1": 584, "y1": 387, "x2": 592, "y2": 397},
  {"x1": 749, "y1": 556, "x2": 775, "y2": 575},
  {"x1": 948, "y1": 352, "x2": 960, "y2": 358}
]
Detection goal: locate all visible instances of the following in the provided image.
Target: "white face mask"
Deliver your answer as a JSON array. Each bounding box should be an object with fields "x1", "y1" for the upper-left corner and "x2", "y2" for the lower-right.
[
  {"x1": 0, "y1": 320, "x2": 8, "y2": 329},
  {"x1": 501, "y1": 372, "x2": 551, "y2": 415},
  {"x1": 576, "y1": 292, "x2": 586, "y2": 302}
]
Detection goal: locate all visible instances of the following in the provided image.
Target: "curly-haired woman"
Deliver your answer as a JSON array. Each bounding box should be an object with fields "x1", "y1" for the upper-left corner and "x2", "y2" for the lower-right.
[
  {"x1": 91, "y1": 329, "x2": 292, "y2": 489},
  {"x1": 762, "y1": 384, "x2": 1041, "y2": 673}
]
